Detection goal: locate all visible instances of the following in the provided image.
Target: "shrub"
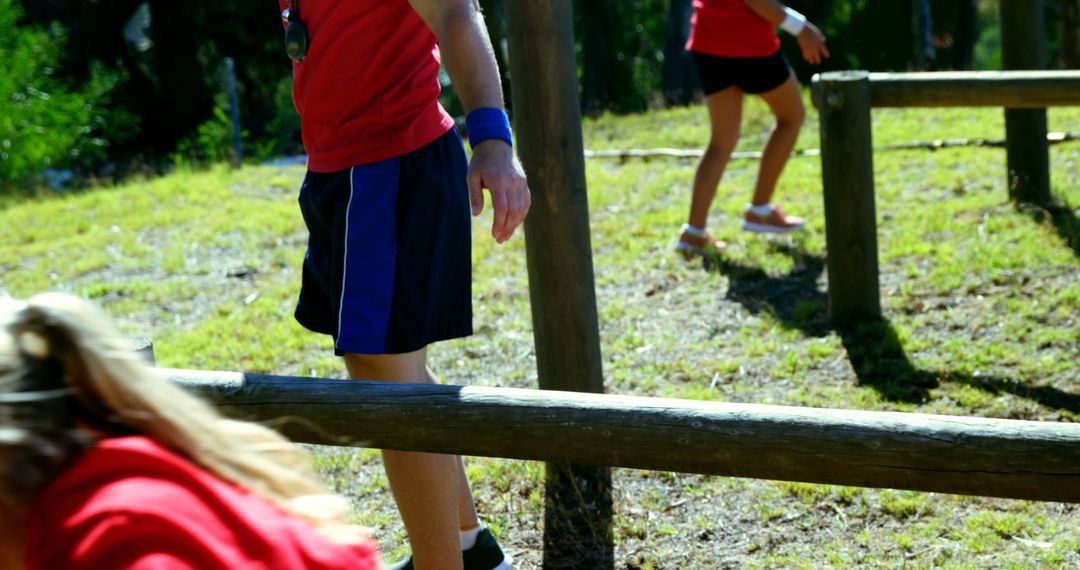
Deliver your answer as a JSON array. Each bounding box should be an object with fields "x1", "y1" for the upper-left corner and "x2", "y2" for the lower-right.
[{"x1": 173, "y1": 106, "x2": 246, "y2": 167}]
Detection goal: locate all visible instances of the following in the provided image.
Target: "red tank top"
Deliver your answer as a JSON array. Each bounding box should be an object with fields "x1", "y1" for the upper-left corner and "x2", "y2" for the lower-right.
[
  {"x1": 686, "y1": 0, "x2": 780, "y2": 58},
  {"x1": 281, "y1": 0, "x2": 455, "y2": 172},
  {"x1": 26, "y1": 436, "x2": 380, "y2": 569}
]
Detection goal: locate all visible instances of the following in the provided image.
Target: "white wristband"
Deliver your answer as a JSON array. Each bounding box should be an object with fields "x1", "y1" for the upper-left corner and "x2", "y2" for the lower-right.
[{"x1": 780, "y1": 7, "x2": 807, "y2": 36}]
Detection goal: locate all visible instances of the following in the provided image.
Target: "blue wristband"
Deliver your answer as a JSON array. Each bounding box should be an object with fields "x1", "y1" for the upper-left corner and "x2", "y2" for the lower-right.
[{"x1": 465, "y1": 107, "x2": 513, "y2": 150}]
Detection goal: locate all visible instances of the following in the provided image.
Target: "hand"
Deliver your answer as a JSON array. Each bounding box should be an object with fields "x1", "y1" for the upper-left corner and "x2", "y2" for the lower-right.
[
  {"x1": 797, "y1": 22, "x2": 830, "y2": 65},
  {"x1": 467, "y1": 139, "x2": 531, "y2": 244}
]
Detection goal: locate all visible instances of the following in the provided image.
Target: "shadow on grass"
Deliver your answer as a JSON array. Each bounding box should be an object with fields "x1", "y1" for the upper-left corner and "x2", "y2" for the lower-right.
[
  {"x1": 700, "y1": 245, "x2": 1080, "y2": 413},
  {"x1": 837, "y1": 319, "x2": 1080, "y2": 414},
  {"x1": 704, "y1": 242, "x2": 830, "y2": 337},
  {"x1": 834, "y1": 320, "x2": 937, "y2": 404},
  {"x1": 1019, "y1": 196, "x2": 1080, "y2": 258}
]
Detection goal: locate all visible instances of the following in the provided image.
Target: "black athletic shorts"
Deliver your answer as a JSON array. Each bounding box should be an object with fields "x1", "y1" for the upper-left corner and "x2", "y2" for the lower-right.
[
  {"x1": 294, "y1": 128, "x2": 473, "y2": 355},
  {"x1": 692, "y1": 49, "x2": 792, "y2": 95}
]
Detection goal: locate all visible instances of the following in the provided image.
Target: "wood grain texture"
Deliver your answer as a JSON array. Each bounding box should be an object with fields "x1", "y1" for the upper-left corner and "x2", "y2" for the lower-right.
[
  {"x1": 811, "y1": 71, "x2": 1080, "y2": 110},
  {"x1": 867, "y1": 71, "x2": 1080, "y2": 109},
  {"x1": 505, "y1": 0, "x2": 604, "y2": 396},
  {"x1": 999, "y1": 0, "x2": 1052, "y2": 206},
  {"x1": 817, "y1": 71, "x2": 881, "y2": 326},
  {"x1": 163, "y1": 369, "x2": 1080, "y2": 503},
  {"x1": 503, "y1": 3, "x2": 614, "y2": 562}
]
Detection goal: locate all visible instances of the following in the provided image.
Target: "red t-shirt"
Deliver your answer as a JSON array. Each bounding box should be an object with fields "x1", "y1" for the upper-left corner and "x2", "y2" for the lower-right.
[
  {"x1": 686, "y1": 0, "x2": 781, "y2": 58},
  {"x1": 26, "y1": 436, "x2": 380, "y2": 570},
  {"x1": 281, "y1": 0, "x2": 455, "y2": 172}
]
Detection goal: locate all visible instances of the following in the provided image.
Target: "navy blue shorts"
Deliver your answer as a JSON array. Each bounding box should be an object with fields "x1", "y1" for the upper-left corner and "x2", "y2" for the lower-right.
[
  {"x1": 295, "y1": 128, "x2": 473, "y2": 355},
  {"x1": 692, "y1": 49, "x2": 792, "y2": 95}
]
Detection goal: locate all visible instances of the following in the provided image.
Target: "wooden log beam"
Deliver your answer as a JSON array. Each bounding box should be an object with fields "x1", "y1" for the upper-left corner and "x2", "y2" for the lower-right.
[
  {"x1": 811, "y1": 71, "x2": 1080, "y2": 109},
  {"x1": 163, "y1": 368, "x2": 1080, "y2": 504}
]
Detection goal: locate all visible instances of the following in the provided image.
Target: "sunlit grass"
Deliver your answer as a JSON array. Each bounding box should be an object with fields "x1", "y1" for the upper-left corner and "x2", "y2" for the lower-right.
[{"x1": 1, "y1": 99, "x2": 1077, "y2": 567}]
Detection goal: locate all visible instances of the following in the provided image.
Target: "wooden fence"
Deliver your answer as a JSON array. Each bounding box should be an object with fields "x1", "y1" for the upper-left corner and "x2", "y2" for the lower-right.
[
  {"x1": 164, "y1": 368, "x2": 1080, "y2": 504},
  {"x1": 811, "y1": 70, "x2": 1080, "y2": 326}
]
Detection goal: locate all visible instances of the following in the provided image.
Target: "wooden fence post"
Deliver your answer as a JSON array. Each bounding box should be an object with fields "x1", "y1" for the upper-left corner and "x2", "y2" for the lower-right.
[
  {"x1": 1000, "y1": 0, "x2": 1050, "y2": 206},
  {"x1": 504, "y1": 1, "x2": 613, "y2": 568},
  {"x1": 131, "y1": 336, "x2": 155, "y2": 365},
  {"x1": 816, "y1": 71, "x2": 881, "y2": 327}
]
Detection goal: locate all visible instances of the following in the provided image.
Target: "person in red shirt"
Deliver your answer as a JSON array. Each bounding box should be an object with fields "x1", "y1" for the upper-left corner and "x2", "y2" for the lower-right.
[
  {"x1": 676, "y1": 0, "x2": 829, "y2": 257},
  {"x1": 0, "y1": 293, "x2": 381, "y2": 570},
  {"x1": 277, "y1": 1, "x2": 525, "y2": 569}
]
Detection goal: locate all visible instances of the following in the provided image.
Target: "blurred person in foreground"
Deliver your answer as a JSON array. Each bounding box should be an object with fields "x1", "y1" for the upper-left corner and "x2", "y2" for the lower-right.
[
  {"x1": 677, "y1": 0, "x2": 829, "y2": 257},
  {"x1": 0, "y1": 293, "x2": 381, "y2": 570}
]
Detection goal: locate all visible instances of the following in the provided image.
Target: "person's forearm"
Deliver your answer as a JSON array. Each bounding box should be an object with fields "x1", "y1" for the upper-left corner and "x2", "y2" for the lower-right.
[
  {"x1": 743, "y1": 0, "x2": 787, "y2": 26},
  {"x1": 413, "y1": 0, "x2": 504, "y2": 112}
]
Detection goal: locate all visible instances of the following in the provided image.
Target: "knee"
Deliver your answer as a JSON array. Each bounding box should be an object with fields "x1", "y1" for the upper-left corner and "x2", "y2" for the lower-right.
[
  {"x1": 343, "y1": 353, "x2": 381, "y2": 380},
  {"x1": 705, "y1": 139, "x2": 737, "y2": 161},
  {"x1": 777, "y1": 105, "x2": 806, "y2": 130}
]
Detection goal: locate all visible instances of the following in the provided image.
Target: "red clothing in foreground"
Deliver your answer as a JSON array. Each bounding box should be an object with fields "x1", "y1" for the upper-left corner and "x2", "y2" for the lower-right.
[
  {"x1": 280, "y1": 0, "x2": 455, "y2": 172},
  {"x1": 27, "y1": 436, "x2": 380, "y2": 570},
  {"x1": 686, "y1": 0, "x2": 781, "y2": 58}
]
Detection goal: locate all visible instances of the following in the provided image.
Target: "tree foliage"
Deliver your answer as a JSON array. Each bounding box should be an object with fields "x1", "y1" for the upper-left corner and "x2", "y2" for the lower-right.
[
  {"x1": 21, "y1": 0, "x2": 293, "y2": 167},
  {"x1": 0, "y1": 0, "x2": 124, "y2": 188},
  {"x1": 6, "y1": 0, "x2": 1070, "y2": 186}
]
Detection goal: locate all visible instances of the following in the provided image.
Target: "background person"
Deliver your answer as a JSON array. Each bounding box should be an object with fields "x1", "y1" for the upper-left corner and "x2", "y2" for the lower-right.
[
  {"x1": 0, "y1": 293, "x2": 381, "y2": 570},
  {"x1": 676, "y1": 0, "x2": 829, "y2": 257},
  {"x1": 280, "y1": 0, "x2": 528, "y2": 568}
]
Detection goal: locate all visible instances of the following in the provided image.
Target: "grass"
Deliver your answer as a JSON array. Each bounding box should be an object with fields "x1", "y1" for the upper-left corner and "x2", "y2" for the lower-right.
[{"x1": 2, "y1": 95, "x2": 1078, "y2": 567}]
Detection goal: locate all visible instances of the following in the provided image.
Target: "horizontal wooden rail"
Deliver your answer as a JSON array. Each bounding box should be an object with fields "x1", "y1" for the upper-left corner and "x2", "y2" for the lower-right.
[
  {"x1": 811, "y1": 70, "x2": 1080, "y2": 109},
  {"x1": 163, "y1": 368, "x2": 1080, "y2": 503}
]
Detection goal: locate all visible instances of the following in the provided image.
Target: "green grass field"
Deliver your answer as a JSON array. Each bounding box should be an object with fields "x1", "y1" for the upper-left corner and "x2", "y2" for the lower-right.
[{"x1": 2, "y1": 96, "x2": 1078, "y2": 568}]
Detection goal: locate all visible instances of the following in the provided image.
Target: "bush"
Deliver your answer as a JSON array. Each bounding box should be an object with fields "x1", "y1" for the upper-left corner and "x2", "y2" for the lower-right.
[
  {"x1": 172, "y1": 106, "x2": 246, "y2": 167},
  {"x1": 0, "y1": 0, "x2": 122, "y2": 190}
]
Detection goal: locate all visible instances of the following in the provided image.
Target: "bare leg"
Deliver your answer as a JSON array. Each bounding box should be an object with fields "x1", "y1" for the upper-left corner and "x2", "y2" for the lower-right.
[
  {"x1": 687, "y1": 87, "x2": 743, "y2": 231},
  {"x1": 344, "y1": 350, "x2": 477, "y2": 570},
  {"x1": 678, "y1": 86, "x2": 747, "y2": 251},
  {"x1": 751, "y1": 74, "x2": 806, "y2": 207}
]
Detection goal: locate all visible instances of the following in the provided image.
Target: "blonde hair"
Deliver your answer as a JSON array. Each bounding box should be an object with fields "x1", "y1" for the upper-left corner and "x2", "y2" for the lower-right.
[{"x1": 0, "y1": 292, "x2": 362, "y2": 544}]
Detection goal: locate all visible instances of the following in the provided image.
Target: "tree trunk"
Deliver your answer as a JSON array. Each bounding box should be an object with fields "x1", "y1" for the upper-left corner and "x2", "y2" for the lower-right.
[
  {"x1": 909, "y1": 0, "x2": 935, "y2": 70},
  {"x1": 580, "y1": 0, "x2": 612, "y2": 115},
  {"x1": 1065, "y1": 0, "x2": 1080, "y2": 69},
  {"x1": 953, "y1": 0, "x2": 978, "y2": 70},
  {"x1": 661, "y1": 0, "x2": 699, "y2": 106},
  {"x1": 142, "y1": 1, "x2": 213, "y2": 150}
]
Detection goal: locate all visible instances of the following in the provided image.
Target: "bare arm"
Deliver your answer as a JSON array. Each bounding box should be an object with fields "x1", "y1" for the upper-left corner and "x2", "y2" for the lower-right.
[
  {"x1": 743, "y1": 0, "x2": 787, "y2": 23},
  {"x1": 408, "y1": 0, "x2": 530, "y2": 244},
  {"x1": 408, "y1": 0, "x2": 503, "y2": 111},
  {"x1": 743, "y1": 0, "x2": 830, "y2": 65}
]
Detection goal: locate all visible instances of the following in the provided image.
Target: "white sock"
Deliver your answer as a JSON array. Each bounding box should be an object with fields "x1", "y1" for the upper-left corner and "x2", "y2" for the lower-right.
[
  {"x1": 748, "y1": 203, "x2": 773, "y2": 217},
  {"x1": 460, "y1": 525, "x2": 481, "y2": 550}
]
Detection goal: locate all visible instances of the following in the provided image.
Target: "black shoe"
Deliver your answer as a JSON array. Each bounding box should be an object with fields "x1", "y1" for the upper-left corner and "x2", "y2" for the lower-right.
[
  {"x1": 464, "y1": 527, "x2": 511, "y2": 570},
  {"x1": 386, "y1": 527, "x2": 512, "y2": 570}
]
